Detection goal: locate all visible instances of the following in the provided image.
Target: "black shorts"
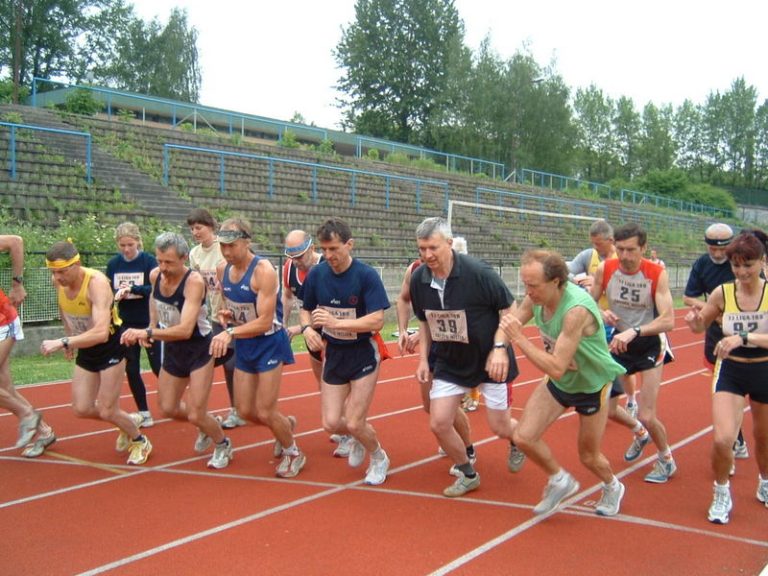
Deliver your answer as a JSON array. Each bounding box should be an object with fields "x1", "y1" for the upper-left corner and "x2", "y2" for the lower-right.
[
  {"x1": 547, "y1": 379, "x2": 609, "y2": 416},
  {"x1": 309, "y1": 347, "x2": 323, "y2": 363},
  {"x1": 611, "y1": 334, "x2": 673, "y2": 375},
  {"x1": 609, "y1": 377, "x2": 624, "y2": 398},
  {"x1": 323, "y1": 338, "x2": 380, "y2": 385},
  {"x1": 163, "y1": 335, "x2": 213, "y2": 378},
  {"x1": 211, "y1": 323, "x2": 234, "y2": 368},
  {"x1": 713, "y1": 358, "x2": 768, "y2": 403},
  {"x1": 75, "y1": 330, "x2": 125, "y2": 373}
]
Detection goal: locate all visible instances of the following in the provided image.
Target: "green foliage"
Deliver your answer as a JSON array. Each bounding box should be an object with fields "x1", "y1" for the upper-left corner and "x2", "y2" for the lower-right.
[
  {"x1": 64, "y1": 89, "x2": 102, "y2": 116},
  {"x1": 116, "y1": 108, "x2": 135, "y2": 122},
  {"x1": 278, "y1": 129, "x2": 300, "y2": 149},
  {"x1": 366, "y1": 148, "x2": 380, "y2": 161},
  {"x1": 1, "y1": 110, "x2": 23, "y2": 124},
  {"x1": 0, "y1": 78, "x2": 29, "y2": 104},
  {"x1": 317, "y1": 138, "x2": 336, "y2": 157}
]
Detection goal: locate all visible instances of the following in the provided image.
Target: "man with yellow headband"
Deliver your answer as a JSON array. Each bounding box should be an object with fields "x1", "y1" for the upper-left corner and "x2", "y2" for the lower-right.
[{"x1": 40, "y1": 241, "x2": 152, "y2": 465}]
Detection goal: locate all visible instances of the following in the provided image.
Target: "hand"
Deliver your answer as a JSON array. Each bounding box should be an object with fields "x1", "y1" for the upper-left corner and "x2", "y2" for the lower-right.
[
  {"x1": 114, "y1": 286, "x2": 131, "y2": 301},
  {"x1": 217, "y1": 309, "x2": 234, "y2": 326},
  {"x1": 398, "y1": 329, "x2": 419, "y2": 355},
  {"x1": 416, "y1": 359, "x2": 431, "y2": 384},
  {"x1": 684, "y1": 307, "x2": 703, "y2": 330},
  {"x1": 602, "y1": 310, "x2": 619, "y2": 327},
  {"x1": 485, "y1": 347, "x2": 509, "y2": 383},
  {"x1": 499, "y1": 315, "x2": 523, "y2": 342},
  {"x1": 714, "y1": 335, "x2": 741, "y2": 359},
  {"x1": 286, "y1": 325, "x2": 302, "y2": 340},
  {"x1": 302, "y1": 326, "x2": 325, "y2": 352},
  {"x1": 40, "y1": 339, "x2": 63, "y2": 356},
  {"x1": 608, "y1": 328, "x2": 636, "y2": 354},
  {"x1": 311, "y1": 308, "x2": 335, "y2": 328},
  {"x1": 210, "y1": 330, "x2": 232, "y2": 358},
  {"x1": 121, "y1": 328, "x2": 148, "y2": 346},
  {"x1": 8, "y1": 283, "x2": 26, "y2": 308}
]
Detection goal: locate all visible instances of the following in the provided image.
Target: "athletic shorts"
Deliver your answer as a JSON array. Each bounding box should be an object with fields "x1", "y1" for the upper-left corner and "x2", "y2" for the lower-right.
[
  {"x1": 546, "y1": 379, "x2": 610, "y2": 415},
  {"x1": 712, "y1": 358, "x2": 768, "y2": 403},
  {"x1": 430, "y1": 377, "x2": 510, "y2": 411},
  {"x1": 309, "y1": 347, "x2": 323, "y2": 363},
  {"x1": 0, "y1": 317, "x2": 23, "y2": 342},
  {"x1": 235, "y1": 329, "x2": 295, "y2": 374},
  {"x1": 76, "y1": 330, "x2": 125, "y2": 373},
  {"x1": 609, "y1": 376, "x2": 624, "y2": 398},
  {"x1": 611, "y1": 334, "x2": 673, "y2": 375},
  {"x1": 323, "y1": 338, "x2": 380, "y2": 385},
  {"x1": 163, "y1": 335, "x2": 213, "y2": 378}
]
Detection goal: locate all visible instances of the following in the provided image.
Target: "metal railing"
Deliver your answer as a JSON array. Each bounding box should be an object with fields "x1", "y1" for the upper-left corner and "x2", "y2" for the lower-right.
[
  {"x1": 0, "y1": 121, "x2": 92, "y2": 183},
  {"x1": 162, "y1": 143, "x2": 451, "y2": 212},
  {"x1": 355, "y1": 135, "x2": 506, "y2": 180}
]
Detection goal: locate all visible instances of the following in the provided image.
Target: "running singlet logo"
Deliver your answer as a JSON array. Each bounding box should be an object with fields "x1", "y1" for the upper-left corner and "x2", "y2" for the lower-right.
[
  {"x1": 425, "y1": 309, "x2": 469, "y2": 343},
  {"x1": 321, "y1": 306, "x2": 356, "y2": 340},
  {"x1": 113, "y1": 272, "x2": 143, "y2": 300}
]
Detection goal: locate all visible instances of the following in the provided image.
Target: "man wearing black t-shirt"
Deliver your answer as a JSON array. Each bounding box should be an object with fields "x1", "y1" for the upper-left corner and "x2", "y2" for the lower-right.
[{"x1": 409, "y1": 217, "x2": 522, "y2": 498}]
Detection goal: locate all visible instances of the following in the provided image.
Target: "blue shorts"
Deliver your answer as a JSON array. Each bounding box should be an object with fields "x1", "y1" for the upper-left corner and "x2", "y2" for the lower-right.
[
  {"x1": 163, "y1": 335, "x2": 213, "y2": 378},
  {"x1": 713, "y1": 358, "x2": 768, "y2": 403},
  {"x1": 323, "y1": 338, "x2": 380, "y2": 385},
  {"x1": 235, "y1": 329, "x2": 295, "y2": 374}
]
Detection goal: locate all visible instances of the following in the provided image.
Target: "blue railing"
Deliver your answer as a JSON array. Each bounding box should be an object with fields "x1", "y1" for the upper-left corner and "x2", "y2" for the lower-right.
[
  {"x1": 30, "y1": 78, "x2": 327, "y2": 143},
  {"x1": 518, "y1": 167, "x2": 731, "y2": 218},
  {"x1": 0, "y1": 121, "x2": 92, "y2": 183},
  {"x1": 355, "y1": 135, "x2": 506, "y2": 180},
  {"x1": 162, "y1": 144, "x2": 450, "y2": 212}
]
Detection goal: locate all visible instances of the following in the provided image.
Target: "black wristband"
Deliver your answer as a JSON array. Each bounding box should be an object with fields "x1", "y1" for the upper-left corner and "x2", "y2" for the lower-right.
[{"x1": 301, "y1": 324, "x2": 310, "y2": 334}]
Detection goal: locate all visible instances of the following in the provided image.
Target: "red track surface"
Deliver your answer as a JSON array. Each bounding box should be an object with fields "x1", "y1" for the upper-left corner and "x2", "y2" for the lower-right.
[{"x1": 2, "y1": 314, "x2": 767, "y2": 575}]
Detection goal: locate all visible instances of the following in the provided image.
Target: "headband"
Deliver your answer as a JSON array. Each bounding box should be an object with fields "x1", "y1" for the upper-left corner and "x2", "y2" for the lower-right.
[
  {"x1": 704, "y1": 236, "x2": 733, "y2": 247},
  {"x1": 284, "y1": 237, "x2": 312, "y2": 258},
  {"x1": 45, "y1": 254, "x2": 81, "y2": 269},
  {"x1": 218, "y1": 229, "x2": 251, "y2": 244}
]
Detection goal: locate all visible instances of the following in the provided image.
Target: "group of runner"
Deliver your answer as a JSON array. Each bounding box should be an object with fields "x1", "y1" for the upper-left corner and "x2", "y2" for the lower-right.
[{"x1": 2, "y1": 213, "x2": 766, "y2": 525}]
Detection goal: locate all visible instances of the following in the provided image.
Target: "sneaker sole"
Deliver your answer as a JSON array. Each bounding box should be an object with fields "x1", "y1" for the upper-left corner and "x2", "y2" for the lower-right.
[{"x1": 708, "y1": 513, "x2": 730, "y2": 524}]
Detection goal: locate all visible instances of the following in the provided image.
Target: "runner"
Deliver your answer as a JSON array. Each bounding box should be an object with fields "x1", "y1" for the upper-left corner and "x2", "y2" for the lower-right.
[
  {"x1": 0, "y1": 235, "x2": 55, "y2": 457},
  {"x1": 503, "y1": 249, "x2": 626, "y2": 516},
  {"x1": 210, "y1": 218, "x2": 304, "y2": 477},
  {"x1": 300, "y1": 218, "x2": 391, "y2": 485},
  {"x1": 41, "y1": 241, "x2": 150, "y2": 465},
  {"x1": 121, "y1": 232, "x2": 231, "y2": 469}
]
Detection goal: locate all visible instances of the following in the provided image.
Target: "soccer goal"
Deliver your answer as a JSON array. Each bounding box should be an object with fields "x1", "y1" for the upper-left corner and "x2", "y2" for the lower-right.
[{"x1": 446, "y1": 199, "x2": 597, "y2": 231}]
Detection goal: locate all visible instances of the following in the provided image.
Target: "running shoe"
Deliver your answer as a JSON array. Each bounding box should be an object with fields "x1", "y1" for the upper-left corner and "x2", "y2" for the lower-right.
[
  {"x1": 364, "y1": 451, "x2": 390, "y2": 485},
  {"x1": 333, "y1": 435, "x2": 354, "y2": 458},
  {"x1": 708, "y1": 483, "x2": 732, "y2": 524},
  {"x1": 329, "y1": 434, "x2": 343, "y2": 443},
  {"x1": 116, "y1": 413, "x2": 144, "y2": 453},
  {"x1": 507, "y1": 443, "x2": 526, "y2": 473},
  {"x1": 21, "y1": 433, "x2": 56, "y2": 458},
  {"x1": 273, "y1": 415, "x2": 296, "y2": 457},
  {"x1": 194, "y1": 415, "x2": 223, "y2": 453},
  {"x1": 138, "y1": 411, "x2": 154, "y2": 428},
  {"x1": 443, "y1": 472, "x2": 480, "y2": 498},
  {"x1": 595, "y1": 481, "x2": 625, "y2": 517},
  {"x1": 348, "y1": 439, "x2": 366, "y2": 468},
  {"x1": 624, "y1": 433, "x2": 650, "y2": 462},
  {"x1": 276, "y1": 451, "x2": 307, "y2": 478},
  {"x1": 757, "y1": 478, "x2": 768, "y2": 506},
  {"x1": 733, "y1": 439, "x2": 749, "y2": 459},
  {"x1": 644, "y1": 457, "x2": 677, "y2": 484},
  {"x1": 127, "y1": 436, "x2": 152, "y2": 465},
  {"x1": 533, "y1": 472, "x2": 580, "y2": 515},
  {"x1": 221, "y1": 408, "x2": 246, "y2": 429},
  {"x1": 16, "y1": 411, "x2": 41, "y2": 448},
  {"x1": 207, "y1": 438, "x2": 234, "y2": 469}
]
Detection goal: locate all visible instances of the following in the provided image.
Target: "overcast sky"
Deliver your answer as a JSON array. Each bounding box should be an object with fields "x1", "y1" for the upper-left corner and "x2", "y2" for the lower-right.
[{"x1": 128, "y1": 0, "x2": 767, "y2": 129}]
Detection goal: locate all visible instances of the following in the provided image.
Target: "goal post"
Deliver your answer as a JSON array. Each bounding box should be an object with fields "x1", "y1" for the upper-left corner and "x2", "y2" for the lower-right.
[{"x1": 446, "y1": 199, "x2": 596, "y2": 231}]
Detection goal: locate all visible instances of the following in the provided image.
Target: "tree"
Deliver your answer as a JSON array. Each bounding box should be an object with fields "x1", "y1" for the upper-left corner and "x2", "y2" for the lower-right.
[
  {"x1": 573, "y1": 85, "x2": 615, "y2": 181},
  {"x1": 612, "y1": 96, "x2": 641, "y2": 179},
  {"x1": 335, "y1": 0, "x2": 464, "y2": 143},
  {"x1": 638, "y1": 102, "x2": 676, "y2": 173},
  {"x1": 101, "y1": 8, "x2": 201, "y2": 102},
  {"x1": 673, "y1": 99, "x2": 705, "y2": 180}
]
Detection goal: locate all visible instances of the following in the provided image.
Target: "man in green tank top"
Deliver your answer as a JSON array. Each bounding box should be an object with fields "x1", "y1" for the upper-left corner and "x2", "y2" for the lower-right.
[{"x1": 500, "y1": 250, "x2": 626, "y2": 517}]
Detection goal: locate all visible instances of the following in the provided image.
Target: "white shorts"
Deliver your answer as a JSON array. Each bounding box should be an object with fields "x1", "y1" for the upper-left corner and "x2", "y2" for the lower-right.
[
  {"x1": 0, "y1": 317, "x2": 23, "y2": 342},
  {"x1": 430, "y1": 377, "x2": 509, "y2": 410}
]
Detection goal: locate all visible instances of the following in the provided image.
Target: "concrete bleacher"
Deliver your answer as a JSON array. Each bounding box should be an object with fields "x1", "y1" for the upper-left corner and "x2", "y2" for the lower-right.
[{"x1": 0, "y1": 103, "x2": 726, "y2": 267}]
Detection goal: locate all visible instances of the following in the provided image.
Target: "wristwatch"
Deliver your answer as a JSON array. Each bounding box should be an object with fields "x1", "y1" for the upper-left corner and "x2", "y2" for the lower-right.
[
  {"x1": 226, "y1": 326, "x2": 236, "y2": 337},
  {"x1": 633, "y1": 326, "x2": 642, "y2": 337},
  {"x1": 145, "y1": 327, "x2": 153, "y2": 339},
  {"x1": 12, "y1": 276, "x2": 23, "y2": 284},
  {"x1": 739, "y1": 330, "x2": 749, "y2": 346},
  {"x1": 493, "y1": 341, "x2": 506, "y2": 349},
  {"x1": 61, "y1": 336, "x2": 70, "y2": 349},
  {"x1": 301, "y1": 324, "x2": 311, "y2": 334}
]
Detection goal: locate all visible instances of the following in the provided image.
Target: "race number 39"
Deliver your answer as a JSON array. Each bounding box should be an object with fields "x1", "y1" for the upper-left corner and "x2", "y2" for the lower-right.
[{"x1": 425, "y1": 309, "x2": 469, "y2": 343}]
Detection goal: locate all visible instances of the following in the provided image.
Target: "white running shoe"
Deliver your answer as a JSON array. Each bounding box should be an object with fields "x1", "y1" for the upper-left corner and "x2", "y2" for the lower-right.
[
  {"x1": 364, "y1": 452, "x2": 390, "y2": 485},
  {"x1": 276, "y1": 451, "x2": 307, "y2": 478},
  {"x1": 348, "y1": 439, "x2": 366, "y2": 468},
  {"x1": 533, "y1": 472, "x2": 580, "y2": 515},
  {"x1": 207, "y1": 438, "x2": 234, "y2": 469},
  {"x1": 333, "y1": 435, "x2": 354, "y2": 458},
  {"x1": 595, "y1": 481, "x2": 625, "y2": 517},
  {"x1": 116, "y1": 413, "x2": 144, "y2": 453},
  {"x1": 708, "y1": 483, "x2": 732, "y2": 524},
  {"x1": 273, "y1": 415, "x2": 296, "y2": 457}
]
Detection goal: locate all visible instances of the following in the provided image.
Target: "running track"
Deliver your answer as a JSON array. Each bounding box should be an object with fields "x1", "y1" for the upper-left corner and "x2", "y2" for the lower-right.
[{"x1": 1, "y1": 313, "x2": 767, "y2": 575}]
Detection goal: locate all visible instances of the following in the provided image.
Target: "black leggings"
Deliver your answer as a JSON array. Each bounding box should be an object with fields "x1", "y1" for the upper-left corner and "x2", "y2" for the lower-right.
[{"x1": 124, "y1": 341, "x2": 161, "y2": 412}]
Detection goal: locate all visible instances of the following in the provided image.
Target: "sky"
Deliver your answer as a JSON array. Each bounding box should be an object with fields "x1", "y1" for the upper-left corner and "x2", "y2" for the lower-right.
[{"x1": 128, "y1": 0, "x2": 767, "y2": 130}]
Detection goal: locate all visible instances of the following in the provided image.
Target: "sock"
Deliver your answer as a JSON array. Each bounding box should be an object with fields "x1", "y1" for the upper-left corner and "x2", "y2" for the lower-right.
[
  {"x1": 659, "y1": 448, "x2": 672, "y2": 460},
  {"x1": 372, "y1": 445, "x2": 386, "y2": 460},
  {"x1": 604, "y1": 476, "x2": 619, "y2": 490},
  {"x1": 632, "y1": 422, "x2": 645, "y2": 435},
  {"x1": 715, "y1": 480, "x2": 730, "y2": 489},
  {"x1": 550, "y1": 469, "x2": 567, "y2": 484},
  {"x1": 217, "y1": 437, "x2": 230, "y2": 447},
  {"x1": 458, "y1": 462, "x2": 476, "y2": 478},
  {"x1": 283, "y1": 443, "x2": 298, "y2": 456},
  {"x1": 466, "y1": 444, "x2": 476, "y2": 459},
  {"x1": 132, "y1": 434, "x2": 144, "y2": 442}
]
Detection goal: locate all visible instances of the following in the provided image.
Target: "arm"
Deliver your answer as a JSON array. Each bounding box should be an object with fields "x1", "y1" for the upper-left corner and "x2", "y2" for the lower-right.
[
  {"x1": 299, "y1": 301, "x2": 324, "y2": 353},
  {"x1": 281, "y1": 263, "x2": 301, "y2": 339},
  {"x1": 485, "y1": 305, "x2": 515, "y2": 382},
  {"x1": 0, "y1": 234, "x2": 26, "y2": 307},
  {"x1": 396, "y1": 266, "x2": 419, "y2": 354},
  {"x1": 504, "y1": 304, "x2": 593, "y2": 381},
  {"x1": 415, "y1": 319, "x2": 433, "y2": 384},
  {"x1": 312, "y1": 307, "x2": 385, "y2": 334}
]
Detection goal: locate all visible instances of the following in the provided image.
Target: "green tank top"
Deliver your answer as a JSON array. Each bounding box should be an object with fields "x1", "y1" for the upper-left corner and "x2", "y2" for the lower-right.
[{"x1": 534, "y1": 282, "x2": 626, "y2": 394}]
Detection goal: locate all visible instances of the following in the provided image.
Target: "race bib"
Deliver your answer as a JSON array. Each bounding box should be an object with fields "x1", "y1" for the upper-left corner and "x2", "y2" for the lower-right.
[
  {"x1": 228, "y1": 301, "x2": 256, "y2": 326},
  {"x1": 199, "y1": 270, "x2": 219, "y2": 293},
  {"x1": 321, "y1": 306, "x2": 356, "y2": 340},
  {"x1": 155, "y1": 301, "x2": 181, "y2": 328},
  {"x1": 65, "y1": 314, "x2": 92, "y2": 335},
  {"x1": 425, "y1": 309, "x2": 469, "y2": 343},
  {"x1": 113, "y1": 272, "x2": 144, "y2": 300}
]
